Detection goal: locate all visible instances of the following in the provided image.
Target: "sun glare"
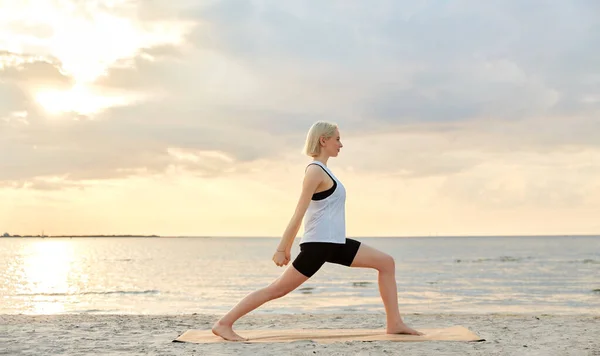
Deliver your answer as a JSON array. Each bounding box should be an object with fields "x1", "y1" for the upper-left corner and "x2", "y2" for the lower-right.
[
  {"x1": 2, "y1": 1, "x2": 192, "y2": 115},
  {"x1": 34, "y1": 85, "x2": 131, "y2": 115}
]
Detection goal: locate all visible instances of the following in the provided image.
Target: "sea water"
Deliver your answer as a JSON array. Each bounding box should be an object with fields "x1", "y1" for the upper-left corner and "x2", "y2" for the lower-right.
[{"x1": 0, "y1": 236, "x2": 598, "y2": 315}]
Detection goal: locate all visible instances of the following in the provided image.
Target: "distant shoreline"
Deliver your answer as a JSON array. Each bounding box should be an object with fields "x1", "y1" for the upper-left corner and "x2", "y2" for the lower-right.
[
  {"x1": 1, "y1": 235, "x2": 161, "y2": 238},
  {"x1": 1, "y1": 234, "x2": 598, "y2": 239}
]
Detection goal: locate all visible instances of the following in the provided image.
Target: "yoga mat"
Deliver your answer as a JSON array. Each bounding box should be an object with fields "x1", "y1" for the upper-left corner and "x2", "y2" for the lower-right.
[{"x1": 173, "y1": 326, "x2": 485, "y2": 344}]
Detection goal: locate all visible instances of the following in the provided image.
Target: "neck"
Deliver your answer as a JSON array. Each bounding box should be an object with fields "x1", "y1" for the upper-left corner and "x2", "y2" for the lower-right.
[{"x1": 313, "y1": 154, "x2": 329, "y2": 165}]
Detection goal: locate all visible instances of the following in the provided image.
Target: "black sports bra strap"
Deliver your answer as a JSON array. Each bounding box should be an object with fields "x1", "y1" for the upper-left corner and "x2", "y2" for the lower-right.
[
  {"x1": 307, "y1": 163, "x2": 337, "y2": 201},
  {"x1": 307, "y1": 163, "x2": 335, "y2": 181}
]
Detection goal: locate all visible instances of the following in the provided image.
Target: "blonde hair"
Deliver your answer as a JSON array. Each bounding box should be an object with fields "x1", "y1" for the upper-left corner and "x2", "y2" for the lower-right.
[{"x1": 303, "y1": 121, "x2": 338, "y2": 157}]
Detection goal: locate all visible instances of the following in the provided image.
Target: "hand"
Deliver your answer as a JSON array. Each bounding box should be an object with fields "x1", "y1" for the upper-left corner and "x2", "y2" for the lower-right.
[{"x1": 272, "y1": 249, "x2": 291, "y2": 267}]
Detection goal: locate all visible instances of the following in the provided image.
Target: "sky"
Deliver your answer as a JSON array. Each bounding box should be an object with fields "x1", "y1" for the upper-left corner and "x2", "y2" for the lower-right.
[{"x1": 1, "y1": 0, "x2": 599, "y2": 237}]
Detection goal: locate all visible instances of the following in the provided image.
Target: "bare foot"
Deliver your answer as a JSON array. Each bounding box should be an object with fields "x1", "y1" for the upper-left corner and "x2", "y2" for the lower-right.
[
  {"x1": 212, "y1": 321, "x2": 248, "y2": 341},
  {"x1": 387, "y1": 322, "x2": 424, "y2": 336}
]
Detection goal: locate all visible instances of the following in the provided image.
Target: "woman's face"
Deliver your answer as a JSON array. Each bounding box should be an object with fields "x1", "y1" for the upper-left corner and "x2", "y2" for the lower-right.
[{"x1": 321, "y1": 129, "x2": 343, "y2": 157}]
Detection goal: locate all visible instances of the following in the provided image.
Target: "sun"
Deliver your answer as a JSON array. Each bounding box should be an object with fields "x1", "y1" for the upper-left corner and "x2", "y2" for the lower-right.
[
  {"x1": 34, "y1": 84, "x2": 134, "y2": 115},
  {"x1": 2, "y1": 1, "x2": 192, "y2": 115}
]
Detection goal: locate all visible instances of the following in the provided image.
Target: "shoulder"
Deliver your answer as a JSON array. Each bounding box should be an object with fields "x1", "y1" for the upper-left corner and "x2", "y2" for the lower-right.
[
  {"x1": 305, "y1": 163, "x2": 324, "y2": 173},
  {"x1": 304, "y1": 164, "x2": 325, "y2": 180}
]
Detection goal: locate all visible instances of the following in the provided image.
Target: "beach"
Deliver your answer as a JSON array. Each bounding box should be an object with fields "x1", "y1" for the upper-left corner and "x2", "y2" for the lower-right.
[
  {"x1": 2, "y1": 313, "x2": 599, "y2": 355},
  {"x1": 2, "y1": 237, "x2": 598, "y2": 355}
]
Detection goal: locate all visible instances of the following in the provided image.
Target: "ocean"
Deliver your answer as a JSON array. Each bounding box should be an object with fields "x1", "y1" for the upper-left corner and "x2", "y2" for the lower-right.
[{"x1": 1, "y1": 236, "x2": 598, "y2": 315}]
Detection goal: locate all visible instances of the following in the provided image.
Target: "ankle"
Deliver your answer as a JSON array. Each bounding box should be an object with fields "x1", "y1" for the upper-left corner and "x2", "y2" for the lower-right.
[
  {"x1": 215, "y1": 319, "x2": 233, "y2": 327},
  {"x1": 386, "y1": 318, "x2": 404, "y2": 326}
]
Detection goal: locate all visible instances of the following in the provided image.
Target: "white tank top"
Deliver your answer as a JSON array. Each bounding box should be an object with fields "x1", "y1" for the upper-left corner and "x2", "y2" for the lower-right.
[{"x1": 300, "y1": 161, "x2": 346, "y2": 244}]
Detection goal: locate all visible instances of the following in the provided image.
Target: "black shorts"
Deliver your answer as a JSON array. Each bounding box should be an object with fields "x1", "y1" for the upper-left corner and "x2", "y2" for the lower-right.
[{"x1": 292, "y1": 238, "x2": 361, "y2": 278}]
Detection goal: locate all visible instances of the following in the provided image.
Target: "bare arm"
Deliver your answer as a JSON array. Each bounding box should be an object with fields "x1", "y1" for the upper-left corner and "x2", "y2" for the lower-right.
[{"x1": 277, "y1": 165, "x2": 323, "y2": 252}]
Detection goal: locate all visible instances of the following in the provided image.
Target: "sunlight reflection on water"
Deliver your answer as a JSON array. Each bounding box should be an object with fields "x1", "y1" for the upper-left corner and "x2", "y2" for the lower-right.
[{"x1": 1, "y1": 236, "x2": 599, "y2": 315}]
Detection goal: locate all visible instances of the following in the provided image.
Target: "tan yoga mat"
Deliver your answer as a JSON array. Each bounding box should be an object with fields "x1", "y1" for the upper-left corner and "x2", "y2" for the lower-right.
[{"x1": 173, "y1": 326, "x2": 485, "y2": 344}]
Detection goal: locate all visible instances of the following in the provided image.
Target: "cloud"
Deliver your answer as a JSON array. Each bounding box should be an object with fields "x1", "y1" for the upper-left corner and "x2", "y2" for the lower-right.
[
  {"x1": 0, "y1": 82, "x2": 28, "y2": 117},
  {"x1": 2, "y1": 61, "x2": 72, "y2": 89},
  {"x1": 438, "y1": 150, "x2": 600, "y2": 209},
  {"x1": 1, "y1": 0, "x2": 600, "y2": 190},
  {"x1": 190, "y1": 0, "x2": 600, "y2": 120},
  {"x1": 0, "y1": 51, "x2": 73, "y2": 90},
  {"x1": 0, "y1": 51, "x2": 73, "y2": 115},
  {"x1": 0, "y1": 52, "x2": 66, "y2": 123}
]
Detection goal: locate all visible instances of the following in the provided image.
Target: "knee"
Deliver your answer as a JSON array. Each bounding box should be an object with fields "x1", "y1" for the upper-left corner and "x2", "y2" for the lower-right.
[
  {"x1": 265, "y1": 284, "x2": 289, "y2": 300},
  {"x1": 378, "y1": 254, "x2": 395, "y2": 273}
]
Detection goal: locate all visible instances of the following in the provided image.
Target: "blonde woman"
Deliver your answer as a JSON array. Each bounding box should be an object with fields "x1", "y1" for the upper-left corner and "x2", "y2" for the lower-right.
[{"x1": 212, "y1": 121, "x2": 422, "y2": 341}]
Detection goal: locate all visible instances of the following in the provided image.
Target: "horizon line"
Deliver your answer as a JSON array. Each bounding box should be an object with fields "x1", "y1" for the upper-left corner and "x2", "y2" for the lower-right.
[{"x1": 2, "y1": 233, "x2": 599, "y2": 238}]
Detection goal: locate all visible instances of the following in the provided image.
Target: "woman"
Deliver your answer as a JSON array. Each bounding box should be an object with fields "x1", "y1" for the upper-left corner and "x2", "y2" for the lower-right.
[{"x1": 212, "y1": 121, "x2": 422, "y2": 341}]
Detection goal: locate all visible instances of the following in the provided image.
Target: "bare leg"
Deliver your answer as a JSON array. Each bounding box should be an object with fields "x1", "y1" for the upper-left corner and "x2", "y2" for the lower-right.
[
  {"x1": 350, "y1": 243, "x2": 423, "y2": 335},
  {"x1": 212, "y1": 264, "x2": 309, "y2": 341}
]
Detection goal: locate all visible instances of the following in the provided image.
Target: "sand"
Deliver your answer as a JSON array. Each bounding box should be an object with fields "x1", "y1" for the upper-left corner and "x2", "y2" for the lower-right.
[{"x1": 1, "y1": 313, "x2": 599, "y2": 355}]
